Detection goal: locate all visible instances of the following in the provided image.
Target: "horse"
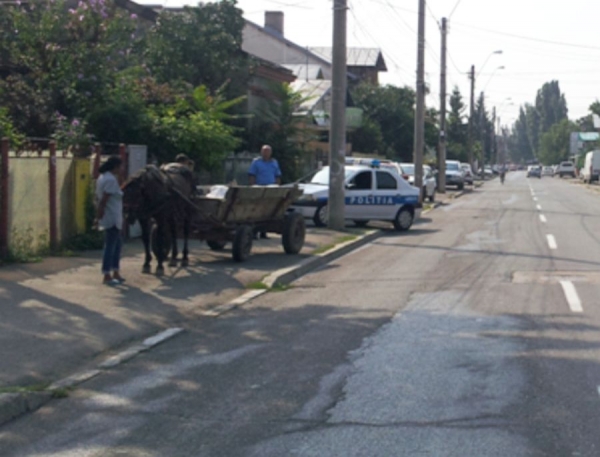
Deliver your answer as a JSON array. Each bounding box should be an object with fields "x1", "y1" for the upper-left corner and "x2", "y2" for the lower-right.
[{"x1": 122, "y1": 164, "x2": 195, "y2": 275}]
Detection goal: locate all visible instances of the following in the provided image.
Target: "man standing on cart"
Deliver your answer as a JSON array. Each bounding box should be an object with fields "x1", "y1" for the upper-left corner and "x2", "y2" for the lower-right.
[{"x1": 248, "y1": 145, "x2": 282, "y2": 239}]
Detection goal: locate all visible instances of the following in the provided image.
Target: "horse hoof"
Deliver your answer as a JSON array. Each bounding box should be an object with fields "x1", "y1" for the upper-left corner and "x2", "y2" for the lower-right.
[
  {"x1": 156, "y1": 267, "x2": 164, "y2": 276},
  {"x1": 142, "y1": 265, "x2": 151, "y2": 274},
  {"x1": 181, "y1": 259, "x2": 189, "y2": 267},
  {"x1": 168, "y1": 259, "x2": 178, "y2": 267}
]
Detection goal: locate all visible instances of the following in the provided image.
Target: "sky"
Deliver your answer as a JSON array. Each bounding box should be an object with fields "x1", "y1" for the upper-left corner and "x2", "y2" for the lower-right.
[{"x1": 140, "y1": 0, "x2": 600, "y2": 128}]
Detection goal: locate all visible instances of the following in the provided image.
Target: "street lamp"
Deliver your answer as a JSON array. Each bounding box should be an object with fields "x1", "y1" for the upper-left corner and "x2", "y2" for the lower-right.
[
  {"x1": 477, "y1": 50, "x2": 503, "y2": 77},
  {"x1": 482, "y1": 66, "x2": 505, "y2": 92}
]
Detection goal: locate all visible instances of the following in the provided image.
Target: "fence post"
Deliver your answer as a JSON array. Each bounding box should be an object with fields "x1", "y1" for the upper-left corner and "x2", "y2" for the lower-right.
[
  {"x1": 49, "y1": 141, "x2": 58, "y2": 252},
  {"x1": 92, "y1": 143, "x2": 101, "y2": 179},
  {"x1": 0, "y1": 138, "x2": 9, "y2": 259}
]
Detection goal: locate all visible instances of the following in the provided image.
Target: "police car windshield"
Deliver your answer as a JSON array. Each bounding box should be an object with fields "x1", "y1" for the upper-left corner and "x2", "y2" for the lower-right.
[
  {"x1": 310, "y1": 168, "x2": 353, "y2": 185},
  {"x1": 447, "y1": 162, "x2": 460, "y2": 171}
]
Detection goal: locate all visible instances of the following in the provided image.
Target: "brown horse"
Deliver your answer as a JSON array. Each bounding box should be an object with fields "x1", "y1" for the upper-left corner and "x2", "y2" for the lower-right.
[{"x1": 123, "y1": 164, "x2": 195, "y2": 275}]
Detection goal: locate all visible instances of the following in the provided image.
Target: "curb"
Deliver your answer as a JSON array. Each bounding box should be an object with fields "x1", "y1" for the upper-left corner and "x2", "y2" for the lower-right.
[{"x1": 0, "y1": 327, "x2": 184, "y2": 428}]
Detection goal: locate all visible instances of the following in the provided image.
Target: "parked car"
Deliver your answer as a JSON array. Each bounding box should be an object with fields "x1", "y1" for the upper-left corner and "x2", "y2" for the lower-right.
[
  {"x1": 483, "y1": 166, "x2": 494, "y2": 178},
  {"x1": 527, "y1": 165, "x2": 541, "y2": 178},
  {"x1": 557, "y1": 161, "x2": 576, "y2": 178},
  {"x1": 293, "y1": 163, "x2": 422, "y2": 230},
  {"x1": 399, "y1": 163, "x2": 437, "y2": 202},
  {"x1": 541, "y1": 166, "x2": 554, "y2": 177},
  {"x1": 460, "y1": 163, "x2": 474, "y2": 185},
  {"x1": 582, "y1": 150, "x2": 600, "y2": 183},
  {"x1": 445, "y1": 160, "x2": 465, "y2": 190}
]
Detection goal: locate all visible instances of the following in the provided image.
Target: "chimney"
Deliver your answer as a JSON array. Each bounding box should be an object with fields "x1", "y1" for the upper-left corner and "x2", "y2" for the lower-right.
[{"x1": 265, "y1": 11, "x2": 284, "y2": 36}]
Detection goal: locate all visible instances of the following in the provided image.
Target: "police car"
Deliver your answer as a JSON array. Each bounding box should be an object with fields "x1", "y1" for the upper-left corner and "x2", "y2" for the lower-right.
[{"x1": 292, "y1": 162, "x2": 422, "y2": 230}]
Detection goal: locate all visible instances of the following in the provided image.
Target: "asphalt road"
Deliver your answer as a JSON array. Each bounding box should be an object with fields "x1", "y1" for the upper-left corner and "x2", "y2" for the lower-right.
[{"x1": 2, "y1": 172, "x2": 600, "y2": 456}]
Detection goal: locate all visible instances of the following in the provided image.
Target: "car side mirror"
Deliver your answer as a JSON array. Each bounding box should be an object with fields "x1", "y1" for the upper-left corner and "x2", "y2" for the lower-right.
[{"x1": 346, "y1": 183, "x2": 356, "y2": 190}]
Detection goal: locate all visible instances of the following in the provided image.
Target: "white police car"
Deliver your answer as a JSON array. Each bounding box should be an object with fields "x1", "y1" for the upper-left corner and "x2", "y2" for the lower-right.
[{"x1": 292, "y1": 163, "x2": 422, "y2": 230}]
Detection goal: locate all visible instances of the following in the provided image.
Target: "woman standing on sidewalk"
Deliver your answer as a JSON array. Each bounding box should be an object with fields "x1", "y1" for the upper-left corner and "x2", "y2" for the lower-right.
[{"x1": 96, "y1": 156, "x2": 125, "y2": 286}]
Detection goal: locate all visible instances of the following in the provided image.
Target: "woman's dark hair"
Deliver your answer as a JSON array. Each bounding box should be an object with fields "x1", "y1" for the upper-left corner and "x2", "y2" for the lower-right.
[
  {"x1": 99, "y1": 156, "x2": 123, "y2": 174},
  {"x1": 176, "y1": 153, "x2": 190, "y2": 163}
]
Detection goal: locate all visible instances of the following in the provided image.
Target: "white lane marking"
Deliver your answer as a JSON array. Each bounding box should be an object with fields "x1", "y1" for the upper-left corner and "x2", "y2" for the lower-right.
[
  {"x1": 597, "y1": 386, "x2": 600, "y2": 398},
  {"x1": 536, "y1": 204, "x2": 542, "y2": 211},
  {"x1": 547, "y1": 235, "x2": 558, "y2": 250},
  {"x1": 533, "y1": 197, "x2": 538, "y2": 202},
  {"x1": 540, "y1": 214, "x2": 547, "y2": 223},
  {"x1": 560, "y1": 280, "x2": 583, "y2": 313}
]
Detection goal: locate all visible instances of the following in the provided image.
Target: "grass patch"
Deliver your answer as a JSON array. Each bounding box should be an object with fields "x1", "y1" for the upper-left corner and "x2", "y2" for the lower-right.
[
  {"x1": 268, "y1": 283, "x2": 293, "y2": 293},
  {"x1": 246, "y1": 281, "x2": 269, "y2": 290},
  {"x1": 0, "y1": 383, "x2": 49, "y2": 394},
  {"x1": 51, "y1": 387, "x2": 71, "y2": 399},
  {"x1": 312, "y1": 234, "x2": 358, "y2": 255}
]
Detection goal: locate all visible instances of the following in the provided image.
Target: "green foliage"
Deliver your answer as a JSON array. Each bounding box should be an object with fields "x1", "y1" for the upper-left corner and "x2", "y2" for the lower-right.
[
  {"x1": 51, "y1": 113, "x2": 93, "y2": 155},
  {"x1": 144, "y1": 0, "x2": 249, "y2": 96},
  {"x1": 0, "y1": 108, "x2": 25, "y2": 149},
  {"x1": 446, "y1": 87, "x2": 468, "y2": 162},
  {"x1": 6, "y1": 227, "x2": 49, "y2": 263},
  {"x1": 350, "y1": 116, "x2": 385, "y2": 155},
  {"x1": 351, "y1": 84, "x2": 417, "y2": 161},
  {"x1": 538, "y1": 119, "x2": 578, "y2": 165}
]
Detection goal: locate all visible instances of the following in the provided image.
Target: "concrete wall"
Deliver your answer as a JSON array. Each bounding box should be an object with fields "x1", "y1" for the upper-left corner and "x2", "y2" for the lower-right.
[
  {"x1": 7, "y1": 154, "x2": 88, "y2": 251},
  {"x1": 8, "y1": 157, "x2": 51, "y2": 250}
]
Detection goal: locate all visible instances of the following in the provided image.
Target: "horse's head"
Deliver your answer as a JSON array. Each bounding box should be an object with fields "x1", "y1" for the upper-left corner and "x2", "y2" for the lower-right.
[{"x1": 122, "y1": 165, "x2": 170, "y2": 224}]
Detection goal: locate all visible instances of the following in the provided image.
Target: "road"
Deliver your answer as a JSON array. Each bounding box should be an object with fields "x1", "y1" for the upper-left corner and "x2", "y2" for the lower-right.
[{"x1": 2, "y1": 172, "x2": 600, "y2": 456}]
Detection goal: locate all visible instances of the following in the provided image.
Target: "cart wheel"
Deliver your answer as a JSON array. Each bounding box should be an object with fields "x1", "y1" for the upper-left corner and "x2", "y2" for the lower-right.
[
  {"x1": 282, "y1": 212, "x2": 306, "y2": 254},
  {"x1": 207, "y1": 240, "x2": 227, "y2": 251},
  {"x1": 151, "y1": 222, "x2": 171, "y2": 260},
  {"x1": 232, "y1": 225, "x2": 253, "y2": 262}
]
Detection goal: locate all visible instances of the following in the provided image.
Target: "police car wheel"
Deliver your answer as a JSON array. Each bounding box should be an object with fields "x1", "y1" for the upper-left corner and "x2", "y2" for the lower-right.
[
  {"x1": 393, "y1": 207, "x2": 414, "y2": 231},
  {"x1": 313, "y1": 203, "x2": 328, "y2": 227}
]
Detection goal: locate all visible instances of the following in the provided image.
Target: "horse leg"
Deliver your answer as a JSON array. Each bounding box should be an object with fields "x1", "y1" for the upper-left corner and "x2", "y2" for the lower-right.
[
  {"x1": 168, "y1": 215, "x2": 179, "y2": 267},
  {"x1": 156, "y1": 218, "x2": 166, "y2": 276},
  {"x1": 139, "y1": 218, "x2": 152, "y2": 274},
  {"x1": 181, "y1": 214, "x2": 190, "y2": 267}
]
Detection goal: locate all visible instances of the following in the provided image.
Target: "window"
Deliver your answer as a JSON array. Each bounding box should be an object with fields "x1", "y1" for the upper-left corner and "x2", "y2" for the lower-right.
[
  {"x1": 376, "y1": 171, "x2": 397, "y2": 190},
  {"x1": 349, "y1": 171, "x2": 372, "y2": 190}
]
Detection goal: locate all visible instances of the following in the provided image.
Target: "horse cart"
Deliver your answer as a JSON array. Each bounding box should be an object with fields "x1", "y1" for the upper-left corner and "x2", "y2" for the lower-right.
[{"x1": 151, "y1": 185, "x2": 306, "y2": 263}]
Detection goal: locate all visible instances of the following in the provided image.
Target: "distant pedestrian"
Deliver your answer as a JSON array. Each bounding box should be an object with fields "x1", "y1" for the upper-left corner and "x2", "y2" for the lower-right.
[
  {"x1": 248, "y1": 145, "x2": 282, "y2": 239},
  {"x1": 248, "y1": 145, "x2": 282, "y2": 186},
  {"x1": 96, "y1": 156, "x2": 125, "y2": 286}
]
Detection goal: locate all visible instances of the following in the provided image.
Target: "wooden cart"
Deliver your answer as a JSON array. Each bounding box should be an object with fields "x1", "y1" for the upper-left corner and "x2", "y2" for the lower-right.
[{"x1": 152, "y1": 186, "x2": 306, "y2": 262}]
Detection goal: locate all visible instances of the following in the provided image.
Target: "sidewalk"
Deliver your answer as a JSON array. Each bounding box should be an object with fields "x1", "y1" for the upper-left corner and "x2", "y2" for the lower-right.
[{"x1": 0, "y1": 226, "x2": 376, "y2": 392}]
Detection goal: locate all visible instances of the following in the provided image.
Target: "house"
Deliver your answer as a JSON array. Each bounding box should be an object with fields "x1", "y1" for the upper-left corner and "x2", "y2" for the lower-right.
[{"x1": 308, "y1": 47, "x2": 388, "y2": 85}]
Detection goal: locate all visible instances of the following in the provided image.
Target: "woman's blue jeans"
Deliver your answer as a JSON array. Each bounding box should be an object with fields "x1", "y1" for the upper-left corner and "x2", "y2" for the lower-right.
[{"x1": 102, "y1": 227, "x2": 122, "y2": 274}]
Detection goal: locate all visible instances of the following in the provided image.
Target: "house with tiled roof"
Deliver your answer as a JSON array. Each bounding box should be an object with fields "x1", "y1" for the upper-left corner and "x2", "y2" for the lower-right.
[{"x1": 309, "y1": 47, "x2": 388, "y2": 85}]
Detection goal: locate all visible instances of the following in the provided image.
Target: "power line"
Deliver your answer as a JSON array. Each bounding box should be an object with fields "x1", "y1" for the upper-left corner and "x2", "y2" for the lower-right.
[
  {"x1": 448, "y1": 0, "x2": 463, "y2": 19},
  {"x1": 452, "y1": 22, "x2": 600, "y2": 51}
]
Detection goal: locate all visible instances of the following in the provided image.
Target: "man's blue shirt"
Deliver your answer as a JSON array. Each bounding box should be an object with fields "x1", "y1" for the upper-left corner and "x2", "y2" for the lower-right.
[{"x1": 249, "y1": 158, "x2": 282, "y2": 185}]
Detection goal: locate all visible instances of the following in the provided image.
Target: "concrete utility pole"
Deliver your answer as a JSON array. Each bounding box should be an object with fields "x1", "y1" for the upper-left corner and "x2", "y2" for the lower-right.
[
  {"x1": 437, "y1": 17, "x2": 447, "y2": 193},
  {"x1": 467, "y1": 65, "x2": 475, "y2": 172},
  {"x1": 413, "y1": 0, "x2": 426, "y2": 197},
  {"x1": 328, "y1": 0, "x2": 347, "y2": 230},
  {"x1": 491, "y1": 106, "x2": 497, "y2": 164}
]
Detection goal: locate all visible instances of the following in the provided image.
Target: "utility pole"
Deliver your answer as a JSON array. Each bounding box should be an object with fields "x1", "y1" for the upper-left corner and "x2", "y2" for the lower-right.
[
  {"x1": 437, "y1": 17, "x2": 447, "y2": 193},
  {"x1": 328, "y1": 0, "x2": 347, "y2": 230},
  {"x1": 491, "y1": 106, "x2": 497, "y2": 165},
  {"x1": 413, "y1": 0, "x2": 426, "y2": 197},
  {"x1": 468, "y1": 65, "x2": 475, "y2": 173}
]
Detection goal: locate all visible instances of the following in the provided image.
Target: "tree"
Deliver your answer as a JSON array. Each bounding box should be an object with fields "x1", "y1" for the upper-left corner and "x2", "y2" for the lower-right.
[
  {"x1": 446, "y1": 86, "x2": 468, "y2": 162},
  {"x1": 535, "y1": 80, "x2": 568, "y2": 134},
  {"x1": 510, "y1": 107, "x2": 534, "y2": 163},
  {"x1": 144, "y1": 0, "x2": 249, "y2": 98},
  {"x1": 351, "y1": 84, "x2": 416, "y2": 161},
  {"x1": 537, "y1": 119, "x2": 577, "y2": 165}
]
